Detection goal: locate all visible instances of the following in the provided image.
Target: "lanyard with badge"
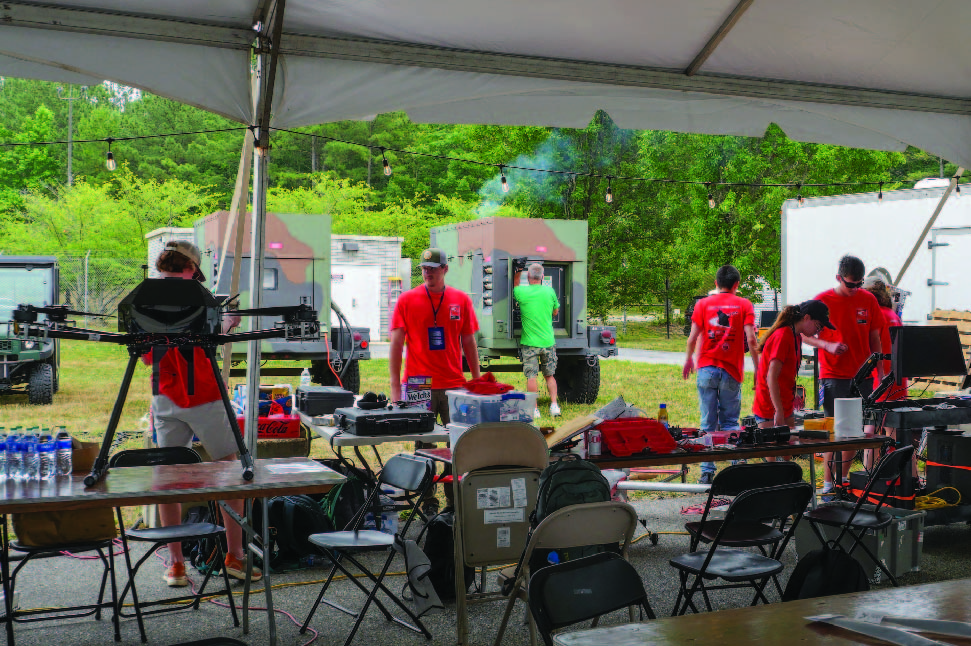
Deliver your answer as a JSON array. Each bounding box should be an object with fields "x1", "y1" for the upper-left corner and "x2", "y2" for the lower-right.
[{"x1": 426, "y1": 286, "x2": 446, "y2": 350}]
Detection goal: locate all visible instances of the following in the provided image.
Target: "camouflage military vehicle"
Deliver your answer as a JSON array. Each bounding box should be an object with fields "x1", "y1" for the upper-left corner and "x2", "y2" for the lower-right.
[
  {"x1": 194, "y1": 212, "x2": 370, "y2": 393},
  {"x1": 0, "y1": 257, "x2": 59, "y2": 405},
  {"x1": 431, "y1": 217, "x2": 616, "y2": 404}
]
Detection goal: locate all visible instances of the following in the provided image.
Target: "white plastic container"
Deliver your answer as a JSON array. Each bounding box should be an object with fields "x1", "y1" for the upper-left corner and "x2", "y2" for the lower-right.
[{"x1": 445, "y1": 389, "x2": 539, "y2": 426}]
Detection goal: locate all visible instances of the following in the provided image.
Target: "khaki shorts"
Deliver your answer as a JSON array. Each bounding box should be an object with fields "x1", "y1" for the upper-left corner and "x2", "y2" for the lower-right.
[
  {"x1": 152, "y1": 395, "x2": 239, "y2": 461},
  {"x1": 522, "y1": 345, "x2": 557, "y2": 379}
]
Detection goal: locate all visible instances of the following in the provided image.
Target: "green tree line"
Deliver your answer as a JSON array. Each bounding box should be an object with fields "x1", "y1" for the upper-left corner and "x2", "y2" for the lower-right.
[{"x1": 0, "y1": 78, "x2": 961, "y2": 318}]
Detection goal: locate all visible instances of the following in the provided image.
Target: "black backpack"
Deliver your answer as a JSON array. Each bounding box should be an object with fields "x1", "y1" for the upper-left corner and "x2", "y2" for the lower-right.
[
  {"x1": 527, "y1": 455, "x2": 613, "y2": 572},
  {"x1": 419, "y1": 508, "x2": 473, "y2": 601},
  {"x1": 531, "y1": 455, "x2": 611, "y2": 526},
  {"x1": 266, "y1": 495, "x2": 334, "y2": 562},
  {"x1": 181, "y1": 505, "x2": 227, "y2": 574},
  {"x1": 782, "y1": 548, "x2": 870, "y2": 601}
]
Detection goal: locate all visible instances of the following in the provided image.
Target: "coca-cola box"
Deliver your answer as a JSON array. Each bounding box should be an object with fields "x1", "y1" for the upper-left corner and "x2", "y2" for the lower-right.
[{"x1": 236, "y1": 413, "x2": 302, "y2": 439}]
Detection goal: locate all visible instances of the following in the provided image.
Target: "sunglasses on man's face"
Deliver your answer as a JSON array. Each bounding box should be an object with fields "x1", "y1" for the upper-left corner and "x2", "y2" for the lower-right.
[{"x1": 840, "y1": 276, "x2": 864, "y2": 289}]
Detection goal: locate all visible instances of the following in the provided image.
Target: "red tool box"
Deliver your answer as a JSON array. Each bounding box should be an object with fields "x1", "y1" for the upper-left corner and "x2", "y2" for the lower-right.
[{"x1": 597, "y1": 418, "x2": 677, "y2": 457}]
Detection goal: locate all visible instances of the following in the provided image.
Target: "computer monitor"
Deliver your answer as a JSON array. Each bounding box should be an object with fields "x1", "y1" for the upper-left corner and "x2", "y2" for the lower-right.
[
  {"x1": 890, "y1": 325, "x2": 968, "y2": 379},
  {"x1": 758, "y1": 310, "x2": 780, "y2": 328}
]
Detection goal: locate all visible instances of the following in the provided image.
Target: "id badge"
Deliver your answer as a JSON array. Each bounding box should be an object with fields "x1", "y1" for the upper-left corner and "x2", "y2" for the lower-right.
[{"x1": 428, "y1": 326, "x2": 445, "y2": 350}]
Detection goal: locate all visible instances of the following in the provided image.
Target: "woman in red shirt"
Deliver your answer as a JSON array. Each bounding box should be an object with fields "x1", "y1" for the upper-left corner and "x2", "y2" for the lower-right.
[
  {"x1": 753, "y1": 300, "x2": 835, "y2": 436},
  {"x1": 862, "y1": 277, "x2": 912, "y2": 471}
]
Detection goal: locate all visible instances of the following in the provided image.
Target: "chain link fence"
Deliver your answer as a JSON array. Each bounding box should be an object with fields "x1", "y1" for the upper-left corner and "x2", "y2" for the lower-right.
[{"x1": 59, "y1": 255, "x2": 145, "y2": 325}]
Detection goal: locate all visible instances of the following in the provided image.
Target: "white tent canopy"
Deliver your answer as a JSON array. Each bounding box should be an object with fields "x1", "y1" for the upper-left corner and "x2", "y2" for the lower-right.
[{"x1": 1, "y1": 0, "x2": 969, "y2": 166}]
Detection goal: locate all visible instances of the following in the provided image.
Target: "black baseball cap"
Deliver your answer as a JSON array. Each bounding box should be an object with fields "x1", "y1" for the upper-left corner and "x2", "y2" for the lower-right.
[{"x1": 798, "y1": 300, "x2": 836, "y2": 330}]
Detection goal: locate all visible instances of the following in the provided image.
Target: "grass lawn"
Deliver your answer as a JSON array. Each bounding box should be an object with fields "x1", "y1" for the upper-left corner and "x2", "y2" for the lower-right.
[{"x1": 613, "y1": 320, "x2": 689, "y2": 352}]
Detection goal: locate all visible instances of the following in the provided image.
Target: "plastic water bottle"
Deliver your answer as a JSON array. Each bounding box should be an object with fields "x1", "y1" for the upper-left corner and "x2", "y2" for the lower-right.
[
  {"x1": 38, "y1": 435, "x2": 56, "y2": 481},
  {"x1": 300, "y1": 367, "x2": 312, "y2": 388},
  {"x1": 23, "y1": 434, "x2": 39, "y2": 481},
  {"x1": 56, "y1": 430, "x2": 73, "y2": 477},
  {"x1": 658, "y1": 403, "x2": 669, "y2": 429},
  {"x1": 298, "y1": 554, "x2": 322, "y2": 568},
  {"x1": 7, "y1": 435, "x2": 23, "y2": 481},
  {"x1": 0, "y1": 434, "x2": 7, "y2": 481}
]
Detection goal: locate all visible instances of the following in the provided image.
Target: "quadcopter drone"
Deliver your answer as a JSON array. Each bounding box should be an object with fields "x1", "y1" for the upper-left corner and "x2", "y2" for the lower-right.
[{"x1": 10, "y1": 277, "x2": 321, "y2": 486}]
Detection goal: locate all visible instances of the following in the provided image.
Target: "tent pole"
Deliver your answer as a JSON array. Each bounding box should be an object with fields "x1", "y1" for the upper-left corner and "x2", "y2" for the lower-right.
[
  {"x1": 894, "y1": 168, "x2": 964, "y2": 285},
  {"x1": 220, "y1": 134, "x2": 255, "y2": 387}
]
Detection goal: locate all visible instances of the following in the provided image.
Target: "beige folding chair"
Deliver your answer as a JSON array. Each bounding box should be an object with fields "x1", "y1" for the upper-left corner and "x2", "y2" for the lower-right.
[
  {"x1": 494, "y1": 501, "x2": 647, "y2": 646},
  {"x1": 451, "y1": 422, "x2": 549, "y2": 646}
]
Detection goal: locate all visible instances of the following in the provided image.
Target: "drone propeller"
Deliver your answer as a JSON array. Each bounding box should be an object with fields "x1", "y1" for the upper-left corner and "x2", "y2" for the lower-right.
[{"x1": 13, "y1": 304, "x2": 114, "y2": 324}]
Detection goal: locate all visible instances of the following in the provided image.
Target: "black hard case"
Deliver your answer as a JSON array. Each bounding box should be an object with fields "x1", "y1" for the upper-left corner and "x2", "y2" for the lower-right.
[
  {"x1": 295, "y1": 386, "x2": 355, "y2": 416},
  {"x1": 335, "y1": 405, "x2": 436, "y2": 436}
]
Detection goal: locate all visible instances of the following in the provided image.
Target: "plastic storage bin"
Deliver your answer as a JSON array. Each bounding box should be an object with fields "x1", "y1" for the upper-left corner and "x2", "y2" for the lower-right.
[
  {"x1": 446, "y1": 389, "x2": 538, "y2": 426},
  {"x1": 794, "y1": 503, "x2": 926, "y2": 583}
]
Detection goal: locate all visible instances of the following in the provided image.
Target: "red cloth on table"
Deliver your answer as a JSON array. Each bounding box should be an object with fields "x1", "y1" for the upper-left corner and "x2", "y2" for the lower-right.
[{"x1": 463, "y1": 372, "x2": 515, "y2": 395}]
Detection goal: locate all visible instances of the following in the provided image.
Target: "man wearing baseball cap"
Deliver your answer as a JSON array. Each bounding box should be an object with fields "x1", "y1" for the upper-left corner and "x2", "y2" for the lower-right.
[{"x1": 390, "y1": 247, "x2": 480, "y2": 515}]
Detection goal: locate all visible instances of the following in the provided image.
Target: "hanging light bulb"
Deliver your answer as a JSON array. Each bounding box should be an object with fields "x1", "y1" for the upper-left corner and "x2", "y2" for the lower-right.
[
  {"x1": 382, "y1": 148, "x2": 392, "y2": 176},
  {"x1": 707, "y1": 183, "x2": 716, "y2": 209},
  {"x1": 500, "y1": 166, "x2": 509, "y2": 193},
  {"x1": 956, "y1": 179, "x2": 962, "y2": 197},
  {"x1": 105, "y1": 138, "x2": 116, "y2": 171},
  {"x1": 605, "y1": 177, "x2": 613, "y2": 204},
  {"x1": 878, "y1": 182, "x2": 884, "y2": 203},
  {"x1": 796, "y1": 183, "x2": 804, "y2": 206}
]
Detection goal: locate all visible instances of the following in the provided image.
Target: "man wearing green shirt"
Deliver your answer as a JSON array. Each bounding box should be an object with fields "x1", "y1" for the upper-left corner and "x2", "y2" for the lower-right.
[{"x1": 513, "y1": 261, "x2": 561, "y2": 418}]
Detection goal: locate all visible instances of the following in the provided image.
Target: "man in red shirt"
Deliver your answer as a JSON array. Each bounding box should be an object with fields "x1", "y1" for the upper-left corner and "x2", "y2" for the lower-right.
[
  {"x1": 802, "y1": 255, "x2": 886, "y2": 496},
  {"x1": 683, "y1": 265, "x2": 759, "y2": 484},
  {"x1": 390, "y1": 247, "x2": 480, "y2": 513}
]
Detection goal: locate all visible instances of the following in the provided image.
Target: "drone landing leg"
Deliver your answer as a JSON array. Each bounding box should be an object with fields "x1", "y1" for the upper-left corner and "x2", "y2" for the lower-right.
[
  {"x1": 204, "y1": 347, "x2": 255, "y2": 481},
  {"x1": 85, "y1": 352, "x2": 140, "y2": 487}
]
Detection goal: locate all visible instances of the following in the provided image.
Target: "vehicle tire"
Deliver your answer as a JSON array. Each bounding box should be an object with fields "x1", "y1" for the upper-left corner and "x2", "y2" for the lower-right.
[
  {"x1": 49, "y1": 360, "x2": 59, "y2": 394},
  {"x1": 556, "y1": 356, "x2": 600, "y2": 405},
  {"x1": 27, "y1": 363, "x2": 54, "y2": 406},
  {"x1": 311, "y1": 359, "x2": 361, "y2": 394}
]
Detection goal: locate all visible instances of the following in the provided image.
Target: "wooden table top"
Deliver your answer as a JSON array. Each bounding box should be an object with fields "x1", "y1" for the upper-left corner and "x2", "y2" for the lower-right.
[
  {"x1": 0, "y1": 457, "x2": 345, "y2": 514},
  {"x1": 417, "y1": 436, "x2": 890, "y2": 469},
  {"x1": 554, "y1": 578, "x2": 971, "y2": 645}
]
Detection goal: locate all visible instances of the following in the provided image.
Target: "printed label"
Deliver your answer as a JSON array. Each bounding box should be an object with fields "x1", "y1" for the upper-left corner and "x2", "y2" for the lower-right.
[
  {"x1": 511, "y1": 478, "x2": 528, "y2": 508},
  {"x1": 484, "y1": 508, "x2": 525, "y2": 524},
  {"x1": 497, "y1": 527, "x2": 511, "y2": 548},
  {"x1": 476, "y1": 487, "x2": 511, "y2": 509}
]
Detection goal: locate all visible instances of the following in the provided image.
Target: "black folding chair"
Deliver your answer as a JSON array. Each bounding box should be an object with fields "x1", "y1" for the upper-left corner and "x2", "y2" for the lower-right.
[
  {"x1": 803, "y1": 445, "x2": 915, "y2": 587},
  {"x1": 685, "y1": 461, "x2": 803, "y2": 597},
  {"x1": 299, "y1": 453, "x2": 435, "y2": 646},
  {"x1": 527, "y1": 552, "x2": 653, "y2": 646},
  {"x1": 669, "y1": 482, "x2": 813, "y2": 616},
  {"x1": 108, "y1": 447, "x2": 238, "y2": 642}
]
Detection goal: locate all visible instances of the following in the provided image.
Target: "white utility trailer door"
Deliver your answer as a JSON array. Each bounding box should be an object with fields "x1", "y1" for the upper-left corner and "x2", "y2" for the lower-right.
[{"x1": 331, "y1": 264, "x2": 381, "y2": 337}]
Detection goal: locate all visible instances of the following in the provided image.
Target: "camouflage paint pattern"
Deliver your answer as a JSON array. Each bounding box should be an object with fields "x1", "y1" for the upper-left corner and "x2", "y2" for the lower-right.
[
  {"x1": 194, "y1": 211, "x2": 366, "y2": 362},
  {"x1": 430, "y1": 217, "x2": 616, "y2": 362}
]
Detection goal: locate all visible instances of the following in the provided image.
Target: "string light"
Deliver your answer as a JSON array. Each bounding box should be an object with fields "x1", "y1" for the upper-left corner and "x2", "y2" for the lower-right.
[
  {"x1": 500, "y1": 165, "x2": 509, "y2": 193},
  {"x1": 381, "y1": 148, "x2": 392, "y2": 176},
  {"x1": 707, "y1": 183, "x2": 716, "y2": 209},
  {"x1": 605, "y1": 177, "x2": 613, "y2": 204},
  {"x1": 105, "y1": 138, "x2": 116, "y2": 171},
  {"x1": 878, "y1": 182, "x2": 883, "y2": 203},
  {"x1": 956, "y1": 179, "x2": 962, "y2": 197},
  {"x1": 796, "y1": 183, "x2": 804, "y2": 206}
]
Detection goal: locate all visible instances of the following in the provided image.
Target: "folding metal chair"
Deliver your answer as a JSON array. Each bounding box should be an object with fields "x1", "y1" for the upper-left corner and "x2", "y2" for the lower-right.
[
  {"x1": 527, "y1": 552, "x2": 654, "y2": 646},
  {"x1": 803, "y1": 445, "x2": 915, "y2": 587},
  {"x1": 451, "y1": 422, "x2": 549, "y2": 646},
  {"x1": 495, "y1": 501, "x2": 651, "y2": 646},
  {"x1": 685, "y1": 461, "x2": 804, "y2": 596},
  {"x1": 108, "y1": 447, "x2": 238, "y2": 642},
  {"x1": 299, "y1": 453, "x2": 435, "y2": 646},
  {"x1": 669, "y1": 482, "x2": 813, "y2": 616}
]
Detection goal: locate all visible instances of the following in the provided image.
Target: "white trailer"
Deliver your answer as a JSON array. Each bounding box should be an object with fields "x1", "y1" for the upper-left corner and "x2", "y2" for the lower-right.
[{"x1": 782, "y1": 183, "x2": 971, "y2": 324}]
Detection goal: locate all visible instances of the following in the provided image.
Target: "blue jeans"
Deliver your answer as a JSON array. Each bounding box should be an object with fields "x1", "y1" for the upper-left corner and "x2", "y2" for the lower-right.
[{"x1": 697, "y1": 366, "x2": 742, "y2": 475}]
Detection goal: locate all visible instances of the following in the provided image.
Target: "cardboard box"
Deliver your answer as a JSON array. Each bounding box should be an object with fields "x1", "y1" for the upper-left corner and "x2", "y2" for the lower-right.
[
  {"x1": 72, "y1": 438, "x2": 101, "y2": 474},
  {"x1": 236, "y1": 414, "x2": 302, "y2": 439}
]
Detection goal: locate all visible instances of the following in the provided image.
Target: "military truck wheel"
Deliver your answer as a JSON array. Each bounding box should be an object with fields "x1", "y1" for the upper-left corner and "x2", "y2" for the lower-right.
[
  {"x1": 556, "y1": 356, "x2": 600, "y2": 405},
  {"x1": 49, "y1": 360, "x2": 59, "y2": 393},
  {"x1": 27, "y1": 363, "x2": 54, "y2": 405},
  {"x1": 311, "y1": 359, "x2": 361, "y2": 394}
]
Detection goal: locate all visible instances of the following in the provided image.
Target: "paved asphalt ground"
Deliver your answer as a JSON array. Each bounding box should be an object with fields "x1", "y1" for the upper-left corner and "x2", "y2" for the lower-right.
[{"x1": 4, "y1": 492, "x2": 969, "y2": 646}]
